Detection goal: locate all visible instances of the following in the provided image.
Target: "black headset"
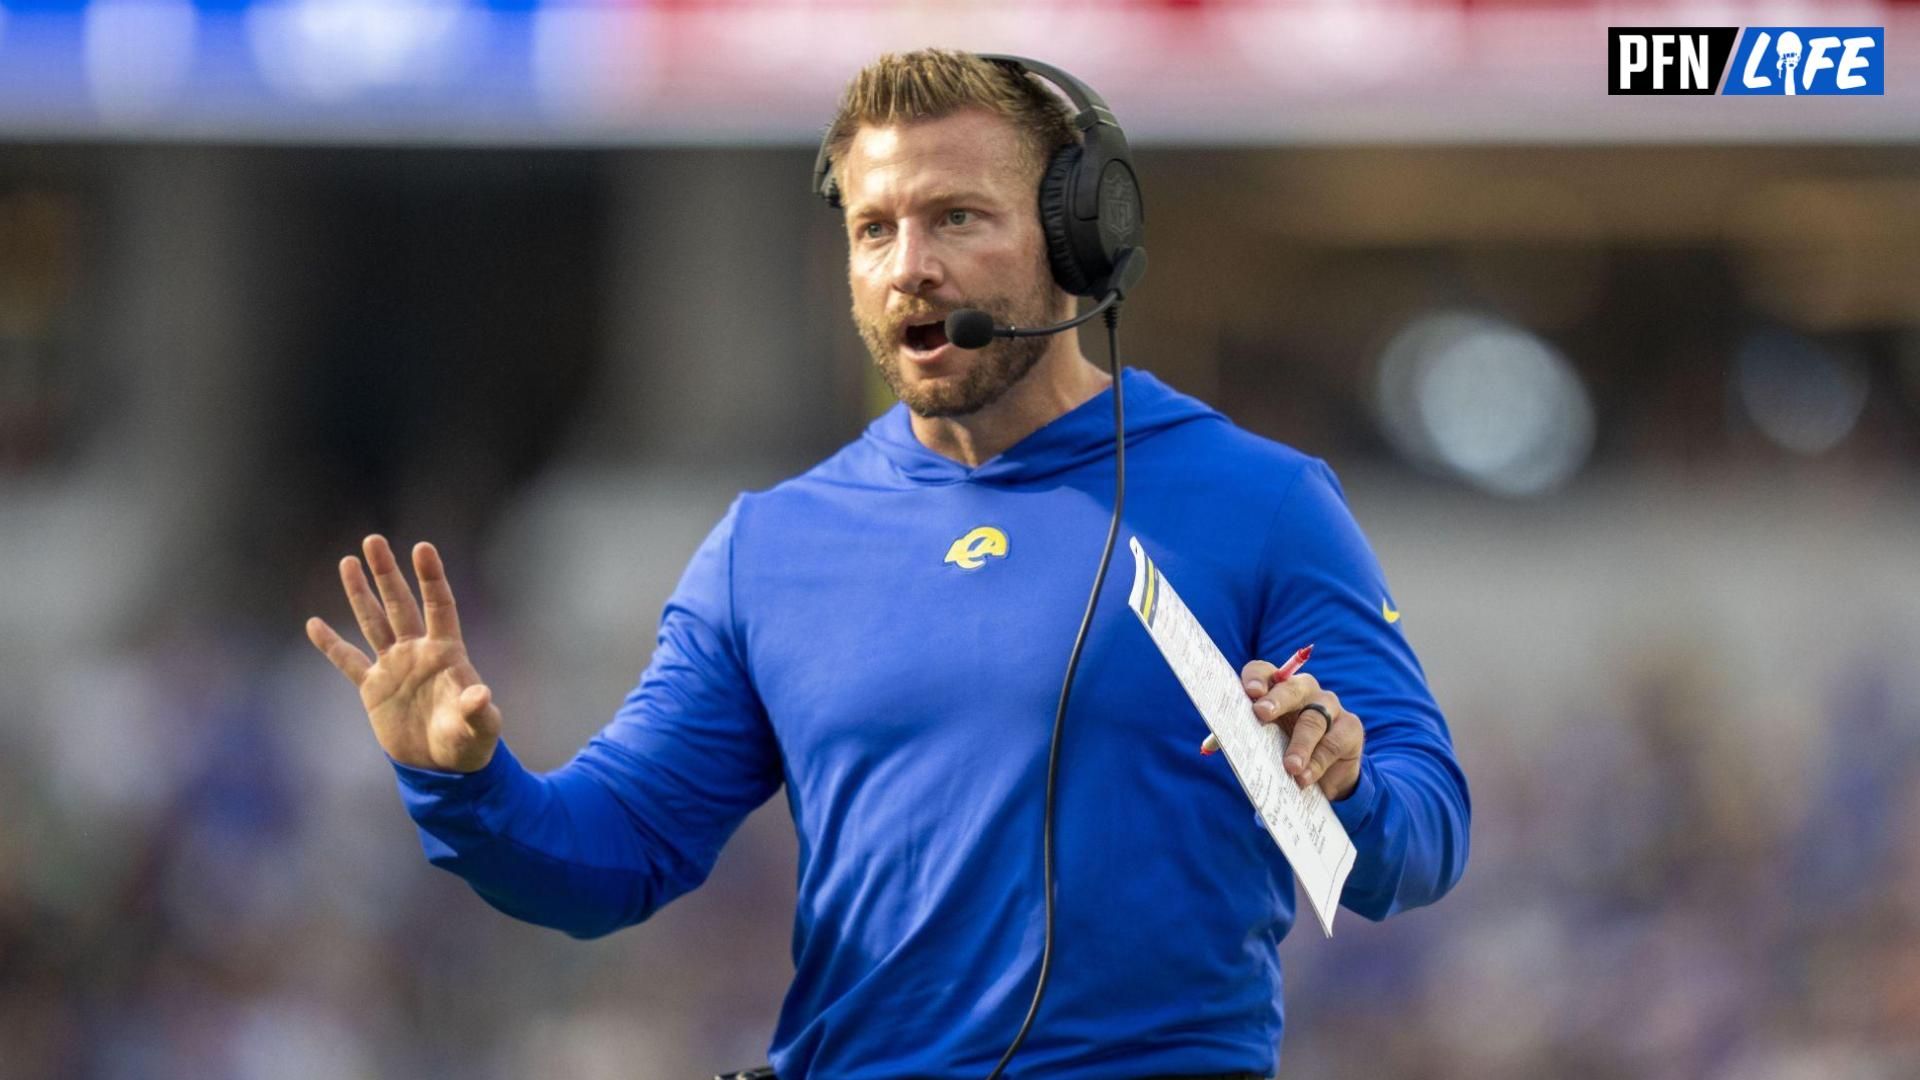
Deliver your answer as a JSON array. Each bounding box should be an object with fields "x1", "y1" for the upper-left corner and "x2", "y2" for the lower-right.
[{"x1": 810, "y1": 53, "x2": 1146, "y2": 300}]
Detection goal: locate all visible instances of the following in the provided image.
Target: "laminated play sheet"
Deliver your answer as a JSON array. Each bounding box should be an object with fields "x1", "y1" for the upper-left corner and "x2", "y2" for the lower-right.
[{"x1": 1125, "y1": 537, "x2": 1356, "y2": 936}]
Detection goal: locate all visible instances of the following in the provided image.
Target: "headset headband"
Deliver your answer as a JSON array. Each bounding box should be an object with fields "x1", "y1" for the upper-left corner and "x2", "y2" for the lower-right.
[{"x1": 811, "y1": 53, "x2": 1119, "y2": 208}]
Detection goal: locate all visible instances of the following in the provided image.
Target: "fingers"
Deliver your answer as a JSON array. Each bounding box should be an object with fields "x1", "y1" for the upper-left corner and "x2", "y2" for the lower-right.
[
  {"x1": 306, "y1": 616, "x2": 372, "y2": 686},
  {"x1": 1303, "y1": 710, "x2": 1365, "y2": 791},
  {"x1": 1282, "y1": 697, "x2": 1331, "y2": 779},
  {"x1": 1240, "y1": 659, "x2": 1278, "y2": 696},
  {"x1": 340, "y1": 555, "x2": 396, "y2": 653},
  {"x1": 1218, "y1": 657, "x2": 1365, "y2": 799},
  {"x1": 362, "y1": 534, "x2": 426, "y2": 641},
  {"x1": 1256, "y1": 671, "x2": 1320, "y2": 717},
  {"x1": 1217, "y1": 664, "x2": 1317, "y2": 756},
  {"x1": 414, "y1": 541, "x2": 464, "y2": 642},
  {"x1": 1253, "y1": 672, "x2": 1321, "y2": 746}
]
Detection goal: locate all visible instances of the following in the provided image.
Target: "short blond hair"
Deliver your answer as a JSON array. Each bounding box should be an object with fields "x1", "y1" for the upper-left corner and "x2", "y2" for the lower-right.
[{"x1": 820, "y1": 49, "x2": 1078, "y2": 205}]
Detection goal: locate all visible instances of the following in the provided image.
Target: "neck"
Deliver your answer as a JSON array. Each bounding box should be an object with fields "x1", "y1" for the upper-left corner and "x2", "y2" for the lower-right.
[{"x1": 909, "y1": 339, "x2": 1114, "y2": 468}]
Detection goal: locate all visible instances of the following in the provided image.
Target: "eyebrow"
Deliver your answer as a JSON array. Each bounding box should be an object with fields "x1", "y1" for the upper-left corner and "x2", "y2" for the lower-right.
[{"x1": 847, "y1": 187, "x2": 1003, "y2": 219}]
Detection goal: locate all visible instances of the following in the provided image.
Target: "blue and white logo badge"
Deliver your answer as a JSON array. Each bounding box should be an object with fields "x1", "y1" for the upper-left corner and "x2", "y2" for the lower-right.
[{"x1": 1723, "y1": 27, "x2": 1884, "y2": 95}]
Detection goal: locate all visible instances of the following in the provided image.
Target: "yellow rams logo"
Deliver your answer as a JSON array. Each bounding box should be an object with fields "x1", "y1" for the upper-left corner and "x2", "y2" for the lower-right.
[{"x1": 944, "y1": 526, "x2": 1009, "y2": 571}]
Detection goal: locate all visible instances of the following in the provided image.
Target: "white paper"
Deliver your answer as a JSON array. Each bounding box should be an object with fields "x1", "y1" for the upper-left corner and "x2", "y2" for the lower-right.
[{"x1": 1125, "y1": 536, "x2": 1357, "y2": 937}]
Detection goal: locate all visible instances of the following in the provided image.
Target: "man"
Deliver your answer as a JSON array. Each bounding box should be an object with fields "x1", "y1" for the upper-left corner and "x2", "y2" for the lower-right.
[{"x1": 306, "y1": 50, "x2": 1469, "y2": 1079}]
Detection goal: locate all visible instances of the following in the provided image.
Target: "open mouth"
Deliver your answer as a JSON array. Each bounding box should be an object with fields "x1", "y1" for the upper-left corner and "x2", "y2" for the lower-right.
[{"x1": 903, "y1": 318, "x2": 951, "y2": 355}]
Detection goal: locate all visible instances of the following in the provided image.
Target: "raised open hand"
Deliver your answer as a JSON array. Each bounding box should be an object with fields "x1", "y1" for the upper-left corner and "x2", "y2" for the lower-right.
[{"x1": 306, "y1": 535, "x2": 501, "y2": 773}]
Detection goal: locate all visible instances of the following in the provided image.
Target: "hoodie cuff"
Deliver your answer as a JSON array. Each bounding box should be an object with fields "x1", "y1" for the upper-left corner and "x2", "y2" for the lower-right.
[
  {"x1": 1329, "y1": 755, "x2": 1383, "y2": 835},
  {"x1": 391, "y1": 741, "x2": 522, "y2": 806}
]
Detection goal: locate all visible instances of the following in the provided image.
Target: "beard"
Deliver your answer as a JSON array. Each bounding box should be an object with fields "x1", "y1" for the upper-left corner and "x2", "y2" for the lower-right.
[{"x1": 855, "y1": 278, "x2": 1060, "y2": 419}]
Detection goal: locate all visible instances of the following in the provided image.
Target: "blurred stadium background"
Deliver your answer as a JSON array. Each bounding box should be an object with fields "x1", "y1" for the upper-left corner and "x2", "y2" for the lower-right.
[{"x1": 3, "y1": 1, "x2": 1920, "y2": 1077}]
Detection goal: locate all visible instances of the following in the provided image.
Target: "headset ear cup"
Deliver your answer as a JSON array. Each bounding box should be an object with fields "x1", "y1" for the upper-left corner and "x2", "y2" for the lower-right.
[{"x1": 1038, "y1": 146, "x2": 1094, "y2": 297}]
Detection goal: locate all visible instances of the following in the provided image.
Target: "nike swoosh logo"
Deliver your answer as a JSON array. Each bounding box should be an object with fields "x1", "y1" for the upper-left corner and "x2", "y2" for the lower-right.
[{"x1": 1382, "y1": 599, "x2": 1401, "y2": 624}]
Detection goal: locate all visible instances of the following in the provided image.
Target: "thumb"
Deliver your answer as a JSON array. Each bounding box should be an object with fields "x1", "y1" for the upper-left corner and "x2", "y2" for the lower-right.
[
  {"x1": 461, "y1": 682, "x2": 504, "y2": 740},
  {"x1": 459, "y1": 683, "x2": 492, "y2": 716}
]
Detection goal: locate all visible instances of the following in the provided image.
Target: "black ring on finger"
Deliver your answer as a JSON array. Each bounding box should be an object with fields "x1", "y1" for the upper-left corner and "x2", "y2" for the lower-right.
[{"x1": 1297, "y1": 702, "x2": 1334, "y2": 725}]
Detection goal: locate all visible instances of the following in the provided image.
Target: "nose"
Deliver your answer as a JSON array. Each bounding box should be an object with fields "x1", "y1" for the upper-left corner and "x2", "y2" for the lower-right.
[{"x1": 887, "y1": 221, "x2": 944, "y2": 297}]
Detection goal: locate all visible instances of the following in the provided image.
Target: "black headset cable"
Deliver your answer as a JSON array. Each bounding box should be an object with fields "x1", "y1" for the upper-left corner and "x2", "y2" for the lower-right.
[{"x1": 984, "y1": 304, "x2": 1126, "y2": 1080}]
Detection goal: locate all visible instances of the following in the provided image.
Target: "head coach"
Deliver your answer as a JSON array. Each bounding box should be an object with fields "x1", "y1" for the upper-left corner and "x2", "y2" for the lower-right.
[{"x1": 305, "y1": 49, "x2": 1471, "y2": 1080}]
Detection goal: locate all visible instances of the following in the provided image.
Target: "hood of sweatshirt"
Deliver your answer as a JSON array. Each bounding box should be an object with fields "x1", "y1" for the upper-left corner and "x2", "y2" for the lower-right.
[{"x1": 858, "y1": 367, "x2": 1225, "y2": 487}]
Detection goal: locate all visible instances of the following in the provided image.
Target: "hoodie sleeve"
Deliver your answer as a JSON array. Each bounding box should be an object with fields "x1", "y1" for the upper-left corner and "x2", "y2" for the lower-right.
[
  {"x1": 391, "y1": 498, "x2": 784, "y2": 939},
  {"x1": 1253, "y1": 460, "x2": 1470, "y2": 921}
]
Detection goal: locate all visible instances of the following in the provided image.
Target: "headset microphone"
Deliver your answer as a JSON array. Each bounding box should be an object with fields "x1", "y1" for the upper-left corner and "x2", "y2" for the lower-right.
[
  {"x1": 944, "y1": 248, "x2": 1150, "y2": 351},
  {"x1": 943, "y1": 309, "x2": 999, "y2": 351}
]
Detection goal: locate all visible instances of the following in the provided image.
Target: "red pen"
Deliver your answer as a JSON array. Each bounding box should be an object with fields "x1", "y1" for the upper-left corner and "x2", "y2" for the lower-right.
[{"x1": 1201, "y1": 643, "x2": 1313, "y2": 755}]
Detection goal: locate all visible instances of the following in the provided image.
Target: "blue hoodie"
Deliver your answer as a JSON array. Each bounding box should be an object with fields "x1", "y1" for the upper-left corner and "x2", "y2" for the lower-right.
[{"x1": 394, "y1": 368, "x2": 1470, "y2": 1079}]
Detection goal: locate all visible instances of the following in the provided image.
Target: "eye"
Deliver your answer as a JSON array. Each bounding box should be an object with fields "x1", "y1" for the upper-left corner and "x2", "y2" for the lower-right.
[
  {"x1": 859, "y1": 221, "x2": 890, "y2": 241},
  {"x1": 944, "y1": 209, "x2": 974, "y2": 227}
]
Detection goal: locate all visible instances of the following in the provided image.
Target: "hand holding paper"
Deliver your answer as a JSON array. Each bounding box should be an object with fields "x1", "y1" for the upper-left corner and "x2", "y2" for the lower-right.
[{"x1": 1126, "y1": 537, "x2": 1357, "y2": 936}]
